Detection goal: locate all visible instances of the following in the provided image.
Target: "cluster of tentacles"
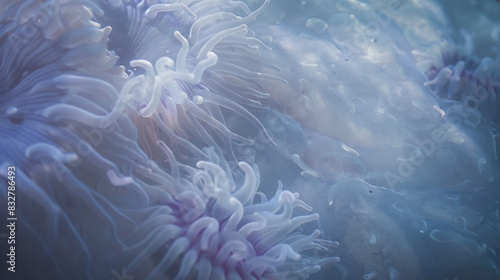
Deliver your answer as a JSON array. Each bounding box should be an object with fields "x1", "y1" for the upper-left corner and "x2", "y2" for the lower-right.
[{"x1": 414, "y1": 39, "x2": 500, "y2": 127}]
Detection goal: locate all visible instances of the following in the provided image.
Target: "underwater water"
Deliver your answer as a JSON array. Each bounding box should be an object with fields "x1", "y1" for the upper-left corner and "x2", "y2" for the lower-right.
[{"x1": 0, "y1": 0, "x2": 499, "y2": 279}]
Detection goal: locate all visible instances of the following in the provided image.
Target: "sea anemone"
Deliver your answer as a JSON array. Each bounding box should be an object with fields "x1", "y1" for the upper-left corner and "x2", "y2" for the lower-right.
[
  {"x1": 92, "y1": 0, "x2": 282, "y2": 167},
  {"x1": 124, "y1": 146, "x2": 339, "y2": 279}
]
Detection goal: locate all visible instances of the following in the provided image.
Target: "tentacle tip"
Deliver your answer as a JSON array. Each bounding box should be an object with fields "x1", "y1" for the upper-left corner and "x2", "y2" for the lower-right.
[{"x1": 107, "y1": 169, "x2": 134, "y2": 186}]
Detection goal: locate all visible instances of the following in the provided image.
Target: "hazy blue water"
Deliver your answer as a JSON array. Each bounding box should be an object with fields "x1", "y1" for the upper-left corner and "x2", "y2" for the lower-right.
[{"x1": 244, "y1": 0, "x2": 500, "y2": 279}]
